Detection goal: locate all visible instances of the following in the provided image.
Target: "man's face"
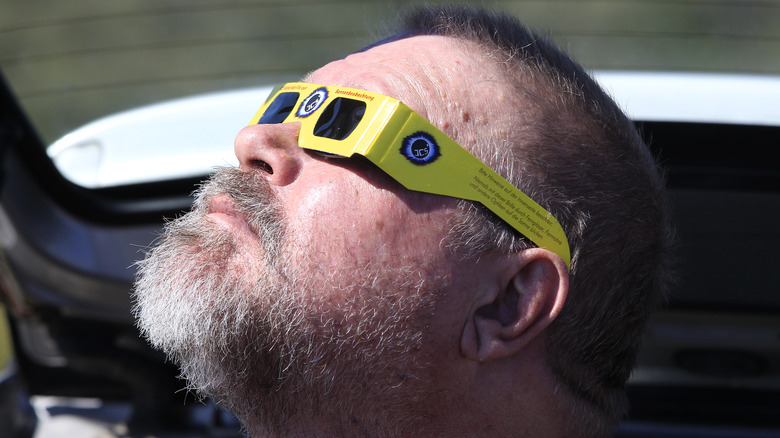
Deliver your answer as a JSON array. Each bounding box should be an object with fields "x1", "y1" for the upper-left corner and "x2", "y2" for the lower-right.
[{"x1": 134, "y1": 35, "x2": 497, "y2": 433}]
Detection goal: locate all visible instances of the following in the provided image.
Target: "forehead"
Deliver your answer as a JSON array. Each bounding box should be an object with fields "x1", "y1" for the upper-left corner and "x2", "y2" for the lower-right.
[{"x1": 306, "y1": 35, "x2": 501, "y2": 130}]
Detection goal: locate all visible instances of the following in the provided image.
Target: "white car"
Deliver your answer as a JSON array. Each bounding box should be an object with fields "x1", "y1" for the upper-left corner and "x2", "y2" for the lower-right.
[
  {"x1": 47, "y1": 72, "x2": 780, "y2": 188},
  {"x1": 47, "y1": 86, "x2": 274, "y2": 188}
]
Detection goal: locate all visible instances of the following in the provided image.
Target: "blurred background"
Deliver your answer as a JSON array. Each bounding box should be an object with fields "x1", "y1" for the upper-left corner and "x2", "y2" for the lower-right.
[
  {"x1": 2, "y1": 2, "x2": 780, "y2": 437},
  {"x1": 2, "y1": 0, "x2": 780, "y2": 145}
]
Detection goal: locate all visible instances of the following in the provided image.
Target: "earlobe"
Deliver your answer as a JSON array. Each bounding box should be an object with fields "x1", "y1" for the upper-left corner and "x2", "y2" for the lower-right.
[{"x1": 460, "y1": 249, "x2": 568, "y2": 362}]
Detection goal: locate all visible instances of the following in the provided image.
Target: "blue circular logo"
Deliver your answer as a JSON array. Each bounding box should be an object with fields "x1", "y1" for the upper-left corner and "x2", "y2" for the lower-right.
[
  {"x1": 297, "y1": 88, "x2": 328, "y2": 118},
  {"x1": 400, "y1": 132, "x2": 441, "y2": 165}
]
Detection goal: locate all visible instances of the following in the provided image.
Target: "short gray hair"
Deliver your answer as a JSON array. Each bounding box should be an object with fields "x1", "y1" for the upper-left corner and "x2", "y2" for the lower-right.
[{"x1": 398, "y1": 6, "x2": 675, "y2": 436}]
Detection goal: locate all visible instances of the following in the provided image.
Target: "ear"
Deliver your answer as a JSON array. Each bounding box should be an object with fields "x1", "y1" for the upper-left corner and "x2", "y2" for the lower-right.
[{"x1": 460, "y1": 248, "x2": 568, "y2": 362}]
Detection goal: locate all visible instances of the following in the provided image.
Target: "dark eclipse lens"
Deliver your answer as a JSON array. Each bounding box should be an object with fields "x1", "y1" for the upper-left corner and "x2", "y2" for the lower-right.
[
  {"x1": 257, "y1": 92, "x2": 300, "y2": 124},
  {"x1": 313, "y1": 98, "x2": 366, "y2": 140}
]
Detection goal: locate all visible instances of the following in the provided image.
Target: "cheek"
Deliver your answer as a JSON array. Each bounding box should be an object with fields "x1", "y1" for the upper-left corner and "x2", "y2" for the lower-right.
[
  {"x1": 281, "y1": 176, "x2": 449, "y2": 275},
  {"x1": 287, "y1": 186, "x2": 406, "y2": 264}
]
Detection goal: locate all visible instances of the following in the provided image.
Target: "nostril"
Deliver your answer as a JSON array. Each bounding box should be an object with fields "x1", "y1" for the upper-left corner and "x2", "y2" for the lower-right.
[{"x1": 251, "y1": 159, "x2": 274, "y2": 174}]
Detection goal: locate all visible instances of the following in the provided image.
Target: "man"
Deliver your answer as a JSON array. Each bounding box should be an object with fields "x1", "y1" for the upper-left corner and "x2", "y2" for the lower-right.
[{"x1": 134, "y1": 5, "x2": 673, "y2": 437}]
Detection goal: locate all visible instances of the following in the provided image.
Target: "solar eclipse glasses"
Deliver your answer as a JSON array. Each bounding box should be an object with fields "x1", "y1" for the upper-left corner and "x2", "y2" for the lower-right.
[{"x1": 249, "y1": 82, "x2": 571, "y2": 268}]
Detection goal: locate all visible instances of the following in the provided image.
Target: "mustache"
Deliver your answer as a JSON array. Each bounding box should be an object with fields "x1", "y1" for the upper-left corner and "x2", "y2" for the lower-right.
[{"x1": 190, "y1": 166, "x2": 285, "y2": 260}]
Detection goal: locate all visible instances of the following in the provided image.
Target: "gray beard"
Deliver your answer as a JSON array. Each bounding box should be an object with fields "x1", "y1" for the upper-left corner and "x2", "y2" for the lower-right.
[{"x1": 132, "y1": 167, "x2": 438, "y2": 436}]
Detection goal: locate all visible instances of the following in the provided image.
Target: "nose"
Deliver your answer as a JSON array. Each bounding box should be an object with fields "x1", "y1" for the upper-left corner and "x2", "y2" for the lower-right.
[{"x1": 234, "y1": 122, "x2": 303, "y2": 186}]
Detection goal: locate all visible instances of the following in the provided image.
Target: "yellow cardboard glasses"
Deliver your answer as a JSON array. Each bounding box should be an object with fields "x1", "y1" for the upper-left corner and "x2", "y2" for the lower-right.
[{"x1": 249, "y1": 82, "x2": 571, "y2": 268}]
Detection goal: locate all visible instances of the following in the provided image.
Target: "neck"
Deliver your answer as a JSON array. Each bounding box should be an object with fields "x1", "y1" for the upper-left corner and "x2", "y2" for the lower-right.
[{"x1": 241, "y1": 345, "x2": 567, "y2": 437}]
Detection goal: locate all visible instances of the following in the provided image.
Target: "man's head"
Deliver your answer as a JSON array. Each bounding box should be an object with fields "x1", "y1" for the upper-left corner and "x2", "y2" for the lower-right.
[{"x1": 134, "y1": 6, "x2": 673, "y2": 437}]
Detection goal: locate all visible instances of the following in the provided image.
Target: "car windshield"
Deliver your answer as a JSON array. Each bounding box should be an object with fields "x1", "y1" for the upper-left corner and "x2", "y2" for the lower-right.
[{"x1": 2, "y1": 2, "x2": 779, "y2": 187}]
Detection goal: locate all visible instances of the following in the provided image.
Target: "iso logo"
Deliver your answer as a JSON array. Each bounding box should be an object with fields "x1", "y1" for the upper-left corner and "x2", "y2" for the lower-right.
[
  {"x1": 400, "y1": 132, "x2": 441, "y2": 165},
  {"x1": 297, "y1": 88, "x2": 328, "y2": 118}
]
